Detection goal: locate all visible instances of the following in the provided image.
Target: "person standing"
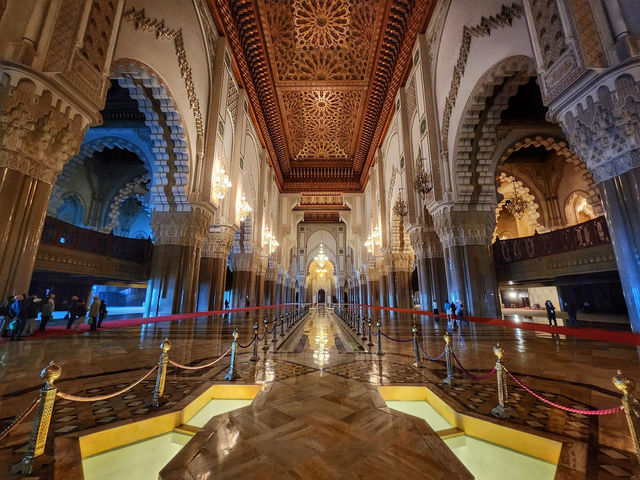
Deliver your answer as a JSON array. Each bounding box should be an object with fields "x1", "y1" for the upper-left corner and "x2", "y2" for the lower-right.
[
  {"x1": 432, "y1": 300, "x2": 439, "y2": 317},
  {"x1": 66, "y1": 296, "x2": 79, "y2": 329},
  {"x1": 545, "y1": 300, "x2": 557, "y2": 327},
  {"x1": 39, "y1": 294, "x2": 55, "y2": 331},
  {"x1": 564, "y1": 301, "x2": 578, "y2": 328},
  {"x1": 88, "y1": 296, "x2": 100, "y2": 331},
  {"x1": 98, "y1": 300, "x2": 107, "y2": 328},
  {"x1": 0, "y1": 296, "x2": 13, "y2": 337},
  {"x1": 23, "y1": 295, "x2": 41, "y2": 336},
  {"x1": 72, "y1": 299, "x2": 88, "y2": 329},
  {"x1": 9, "y1": 295, "x2": 27, "y2": 341},
  {"x1": 456, "y1": 301, "x2": 466, "y2": 323}
]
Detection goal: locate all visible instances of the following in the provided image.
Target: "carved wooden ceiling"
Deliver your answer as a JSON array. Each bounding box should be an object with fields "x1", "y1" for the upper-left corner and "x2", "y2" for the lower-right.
[{"x1": 210, "y1": 0, "x2": 434, "y2": 193}]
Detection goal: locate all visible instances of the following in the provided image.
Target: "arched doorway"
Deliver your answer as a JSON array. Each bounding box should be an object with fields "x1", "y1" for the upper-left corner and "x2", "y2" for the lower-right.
[{"x1": 318, "y1": 289, "x2": 326, "y2": 303}]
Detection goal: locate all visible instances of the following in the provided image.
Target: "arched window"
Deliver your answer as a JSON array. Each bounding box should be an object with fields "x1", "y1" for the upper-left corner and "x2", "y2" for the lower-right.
[
  {"x1": 565, "y1": 191, "x2": 596, "y2": 226},
  {"x1": 57, "y1": 194, "x2": 85, "y2": 226}
]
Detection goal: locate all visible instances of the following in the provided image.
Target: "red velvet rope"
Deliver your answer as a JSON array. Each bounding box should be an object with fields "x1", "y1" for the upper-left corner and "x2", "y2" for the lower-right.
[{"x1": 506, "y1": 369, "x2": 622, "y2": 415}]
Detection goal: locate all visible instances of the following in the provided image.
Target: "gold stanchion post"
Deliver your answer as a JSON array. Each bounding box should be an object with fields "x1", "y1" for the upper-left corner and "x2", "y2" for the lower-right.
[
  {"x1": 490, "y1": 343, "x2": 514, "y2": 419},
  {"x1": 225, "y1": 330, "x2": 240, "y2": 381},
  {"x1": 19, "y1": 361, "x2": 61, "y2": 474},
  {"x1": 613, "y1": 370, "x2": 640, "y2": 475},
  {"x1": 412, "y1": 324, "x2": 423, "y2": 368},
  {"x1": 443, "y1": 332, "x2": 454, "y2": 385},
  {"x1": 376, "y1": 320, "x2": 385, "y2": 356},
  {"x1": 152, "y1": 338, "x2": 171, "y2": 408}
]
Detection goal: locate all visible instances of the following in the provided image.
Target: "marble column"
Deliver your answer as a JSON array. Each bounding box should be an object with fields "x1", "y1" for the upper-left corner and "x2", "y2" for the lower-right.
[
  {"x1": 197, "y1": 227, "x2": 235, "y2": 311},
  {"x1": 0, "y1": 168, "x2": 53, "y2": 299},
  {"x1": 434, "y1": 209, "x2": 500, "y2": 317},
  {"x1": 552, "y1": 70, "x2": 640, "y2": 331},
  {"x1": 410, "y1": 227, "x2": 447, "y2": 311},
  {"x1": 146, "y1": 209, "x2": 211, "y2": 316},
  {"x1": 598, "y1": 168, "x2": 640, "y2": 331},
  {"x1": 379, "y1": 270, "x2": 389, "y2": 307}
]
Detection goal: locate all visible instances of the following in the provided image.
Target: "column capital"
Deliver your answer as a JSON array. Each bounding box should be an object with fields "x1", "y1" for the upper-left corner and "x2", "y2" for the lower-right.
[
  {"x1": 384, "y1": 251, "x2": 415, "y2": 272},
  {"x1": 0, "y1": 72, "x2": 93, "y2": 184},
  {"x1": 432, "y1": 207, "x2": 495, "y2": 248},
  {"x1": 408, "y1": 226, "x2": 443, "y2": 260},
  {"x1": 202, "y1": 224, "x2": 237, "y2": 259},
  {"x1": 151, "y1": 208, "x2": 211, "y2": 247},
  {"x1": 555, "y1": 66, "x2": 640, "y2": 182}
]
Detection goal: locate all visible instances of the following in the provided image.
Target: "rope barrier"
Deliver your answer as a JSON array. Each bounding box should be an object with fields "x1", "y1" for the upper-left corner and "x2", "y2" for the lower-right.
[
  {"x1": 0, "y1": 397, "x2": 39, "y2": 440},
  {"x1": 379, "y1": 331, "x2": 413, "y2": 343},
  {"x1": 418, "y1": 341, "x2": 446, "y2": 361},
  {"x1": 451, "y1": 350, "x2": 496, "y2": 380},
  {"x1": 56, "y1": 365, "x2": 158, "y2": 402},
  {"x1": 168, "y1": 346, "x2": 231, "y2": 370},
  {"x1": 505, "y1": 369, "x2": 623, "y2": 415},
  {"x1": 238, "y1": 336, "x2": 256, "y2": 349}
]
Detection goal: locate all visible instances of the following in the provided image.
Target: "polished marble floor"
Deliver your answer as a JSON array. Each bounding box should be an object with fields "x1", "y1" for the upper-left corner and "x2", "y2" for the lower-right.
[{"x1": 1, "y1": 306, "x2": 639, "y2": 478}]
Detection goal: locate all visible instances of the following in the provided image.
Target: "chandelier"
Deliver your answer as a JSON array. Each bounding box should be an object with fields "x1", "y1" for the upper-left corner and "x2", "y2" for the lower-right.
[
  {"x1": 212, "y1": 164, "x2": 232, "y2": 200},
  {"x1": 393, "y1": 191, "x2": 408, "y2": 218},
  {"x1": 238, "y1": 193, "x2": 252, "y2": 222},
  {"x1": 413, "y1": 158, "x2": 432, "y2": 199},
  {"x1": 314, "y1": 242, "x2": 328, "y2": 268},
  {"x1": 263, "y1": 228, "x2": 279, "y2": 255},
  {"x1": 504, "y1": 181, "x2": 528, "y2": 220},
  {"x1": 365, "y1": 225, "x2": 382, "y2": 254}
]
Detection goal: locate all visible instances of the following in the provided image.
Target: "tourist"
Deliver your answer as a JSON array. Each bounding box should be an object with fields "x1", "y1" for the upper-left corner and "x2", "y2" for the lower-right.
[
  {"x1": 88, "y1": 296, "x2": 100, "y2": 331},
  {"x1": 456, "y1": 301, "x2": 466, "y2": 323},
  {"x1": 564, "y1": 301, "x2": 578, "y2": 328},
  {"x1": 545, "y1": 300, "x2": 557, "y2": 327},
  {"x1": 432, "y1": 300, "x2": 439, "y2": 317},
  {"x1": 39, "y1": 294, "x2": 55, "y2": 331},
  {"x1": 224, "y1": 299, "x2": 229, "y2": 310},
  {"x1": 9, "y1": 295, "x2": 26, "y2": 341},
  {"x1": 72, "y1": 299, "x2": 88, "y2": 329},
  {"x1": 98, "y1": 300, "x2": 107, "y2": 328},
  {"x1": 23, "y1": 295, "x2": 41, "y2": 336},
  {"x1": 0, "y1": 295, "x2": 14, "y2": 337},
  {"x1": 66, "y1": 296, "x2": 79, "y2": 329}
]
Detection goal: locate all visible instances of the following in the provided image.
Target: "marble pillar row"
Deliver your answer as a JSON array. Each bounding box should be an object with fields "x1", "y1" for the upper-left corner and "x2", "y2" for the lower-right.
[
  {"x1": 433, "y1": 210, "x2": 500, "y2": 317},
  {"x1": 146, "y1": 209, "x2": 211, "y2": 316},
  {"x1": 197, "y1": 227, "x2": 235, "y2": 312}
]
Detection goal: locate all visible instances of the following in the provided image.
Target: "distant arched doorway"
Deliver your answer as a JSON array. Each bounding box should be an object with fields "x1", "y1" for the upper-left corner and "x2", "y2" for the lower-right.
[{"x1": 318, "y1": 289, "x2": 326, "y2": 303}]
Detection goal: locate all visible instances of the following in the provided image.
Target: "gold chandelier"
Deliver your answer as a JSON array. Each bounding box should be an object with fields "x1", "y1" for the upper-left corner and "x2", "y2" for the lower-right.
[
  {"x1": 413, "y1": 158, "x2": 432, "y2": 199},
  {"x1": 504, "y1": 181, "x2": 528, "y2": 220},
  {"x1": 212, "y1": 164, "x2": 232, "y2": 200},
  {"x1": 314, "y1": 242, "x2": 328, "y2": 267},
  {"x1": 238, "y1": 193, "x2": 252, "y2": 222},
  {"x1": 263, "y1": 228, "x2": 279, "y2": 255}
]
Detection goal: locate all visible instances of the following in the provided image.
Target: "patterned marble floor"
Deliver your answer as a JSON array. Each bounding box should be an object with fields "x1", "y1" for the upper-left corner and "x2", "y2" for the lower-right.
[{"x1": 0, "y1": 307, "x2": 639, "y2": 479}]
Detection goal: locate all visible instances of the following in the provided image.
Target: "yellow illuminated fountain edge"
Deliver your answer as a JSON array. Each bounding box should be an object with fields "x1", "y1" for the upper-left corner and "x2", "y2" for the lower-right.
[
  {"x1": 377, "y1": 385, "x2": 562, "y2": 465},
  {"x1": 78, "y1": 384, "x2": 261, "y2": 458}
]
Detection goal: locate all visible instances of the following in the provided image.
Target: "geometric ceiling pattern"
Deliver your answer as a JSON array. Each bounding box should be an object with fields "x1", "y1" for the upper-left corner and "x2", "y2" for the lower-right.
[{"x1": 210, "y1": 0, "x2": 435, "y2": 192}]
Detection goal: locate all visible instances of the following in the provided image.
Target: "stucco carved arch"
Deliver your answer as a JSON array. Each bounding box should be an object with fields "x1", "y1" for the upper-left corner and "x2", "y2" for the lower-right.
[
  {"x1": 452, "y1": 55, "x2": 536, "y2": 205},
  {"x1": 111, "y1": 59, "x2": 191, "y2": 212},
  {"x1": 48, "y1": 134, "x2": 154, "y2": 216},
  {"x1": 101, "y1": 175, "x2": 151, "y2": 233},
  {"x1": 498, "y1": 136, "x2": 603, "y2": 216}
]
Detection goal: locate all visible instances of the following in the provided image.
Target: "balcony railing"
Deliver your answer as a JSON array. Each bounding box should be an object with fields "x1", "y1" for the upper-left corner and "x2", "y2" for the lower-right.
[
  {"x1": 493, "y1": 216, "x2": 610, "y2": 264},
  {"x1": 40, "y1": 216, "x2": 153, "y2": 264}
]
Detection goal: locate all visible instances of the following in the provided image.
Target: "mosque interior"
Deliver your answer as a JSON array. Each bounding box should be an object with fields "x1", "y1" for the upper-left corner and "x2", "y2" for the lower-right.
[{"x1": 1, "y1": 0, "x2": 640, "y2": 478}]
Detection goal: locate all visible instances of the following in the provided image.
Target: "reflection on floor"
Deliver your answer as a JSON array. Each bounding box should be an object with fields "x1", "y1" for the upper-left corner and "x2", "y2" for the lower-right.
[
  {"x1": 0, "y1": 306, "x2": 639, "y2": 479},
  {"x1": 82, "y1": 432, "x2": 191, "y2": 480}
]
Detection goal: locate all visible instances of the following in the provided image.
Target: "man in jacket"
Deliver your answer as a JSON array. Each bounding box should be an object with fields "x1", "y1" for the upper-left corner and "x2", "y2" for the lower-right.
[
  {"x1": 88, "y1": 296, "x2": 100, "y2": 331},
  {"x1": 40, "y1": 294, "x2": 55, "y2": 332},
  {"x1": 9, "y1": 295, "x2": 26, "y2": 341},
  {"x1": 66, "y1": 296, "x2": 79, "y2": 329}
]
